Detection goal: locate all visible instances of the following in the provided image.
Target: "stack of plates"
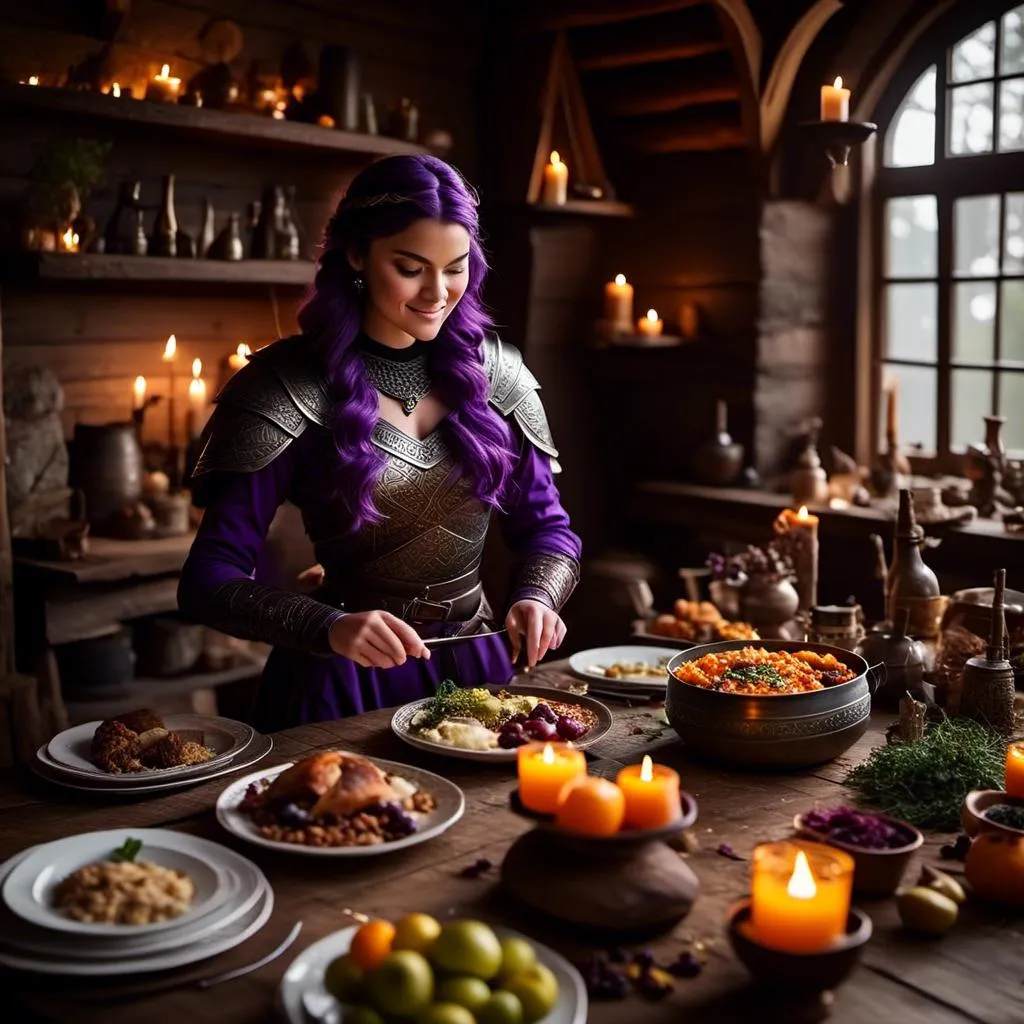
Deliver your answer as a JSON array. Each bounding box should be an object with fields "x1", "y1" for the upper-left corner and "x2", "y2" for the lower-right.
[
  {"x1": 33, "y1": 713, "x2": 273, "y2": 795},
  {"x1": 0, "y1": 828, "x2": 272, "y2": 975},
  {"x1": 568, "y1": 645, "x2": 677, "y2": 700}
]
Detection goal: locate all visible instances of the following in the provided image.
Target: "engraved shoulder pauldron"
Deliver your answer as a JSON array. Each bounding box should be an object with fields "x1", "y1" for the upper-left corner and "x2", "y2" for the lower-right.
[
  {"x1": 482, "y1": 334, "x2": 561, "y2": 473},
  {"x1": 190, "y1": 335, "x2": 330, "y2": 498}
]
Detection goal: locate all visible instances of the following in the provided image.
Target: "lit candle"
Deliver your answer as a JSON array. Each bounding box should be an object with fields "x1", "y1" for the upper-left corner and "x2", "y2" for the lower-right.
[
  {"x1": 541, "y1": 150, "x2": 569, "y2": 206},
  {"x1": 133, "y1": 375, "x2": 147, "y2": 411},
  {"x1": 604, "y1": 274, "x2": 634, "y2": 333},
  {"x1": 187, "y1": 358, "x2": 207, "y2": 441},
  {"x1": 1006, "y1": 743, "x2": 1024, "y2": 798},
  {"x1": 616, "y1": 755, "x2": 682, "y2": 829},
  {"x1": 555, "y1": 776, "x2": 625, "y2": 836},
  {"x1": 517, "y1": 741, "x2": 586, "y2": 814},
  {"x1": 26, "y1": 76, "x2": 39, "y2": 86},
  {"x1": 60, "y1": 227, "x2": 80, "y2": 253},
  {"x1": 636, "y1": 308, "x2": 663, "y2": 337},
  {"x1": 146, "y1": 64, "x2": 181, "y2": 103},
  {"x1": 750, "y1": 841, "x2": 854, "y2": 954},
  {"x1": 162, "y1": 334, "x2": 178, "y2": 448},
  {"x1": 228, "y1": 342, "x2": 251, "y2": 373},
  {"x1": 885, "y1": 377, "x2": 898, "y2": 443},
  {"x1": 111, "y1": 82, "x2": 121, "y2": 98},
  {"x1": 773, "y1": 505, "x2": 820, "y2": 613},
  {"x1": 820, "y1": 76, "x2": 850, "y2": 122}
]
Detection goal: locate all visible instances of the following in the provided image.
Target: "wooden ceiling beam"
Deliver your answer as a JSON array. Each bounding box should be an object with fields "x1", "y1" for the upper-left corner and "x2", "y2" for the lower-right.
[
  {"x1": 618, "y1": 104, "x2": 746, "y2": 152},
  {"x1": 572, "y1": 7, "x2": 727, "y2": 70},
  {"x1": 588, "y1": 53, "x2": 739, "y2": 116},
  {"x1": 526, "y1": 0, "x2": 707, "y2": 32},
  {"x1": 633, "y1": 124, "x2": 748, "y2": 152},
  {"x1": 609, "y1": 82, "x2": 741, "y2": 116}
]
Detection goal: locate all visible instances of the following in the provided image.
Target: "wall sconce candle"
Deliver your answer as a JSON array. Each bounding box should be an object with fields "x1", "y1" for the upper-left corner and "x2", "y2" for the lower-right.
[{"x1": 820, "y1": 76, "x2": 850, "y2": 122}]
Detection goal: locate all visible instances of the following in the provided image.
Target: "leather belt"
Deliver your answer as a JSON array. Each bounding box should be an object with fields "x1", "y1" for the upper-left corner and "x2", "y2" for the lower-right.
[{"x1": 320, "y1": 569, "x2": 483, "y2": 624}]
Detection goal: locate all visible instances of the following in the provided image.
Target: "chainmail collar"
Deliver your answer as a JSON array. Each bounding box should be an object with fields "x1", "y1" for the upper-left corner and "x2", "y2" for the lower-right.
[{"x1": 357, "y1": 333, "x2": 433, "y2": 415}]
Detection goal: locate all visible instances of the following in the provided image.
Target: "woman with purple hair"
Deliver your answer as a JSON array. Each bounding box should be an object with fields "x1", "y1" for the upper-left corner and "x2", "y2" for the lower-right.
[{"x1": 178, "y1": 154, "x2": 581, "y2": 729}]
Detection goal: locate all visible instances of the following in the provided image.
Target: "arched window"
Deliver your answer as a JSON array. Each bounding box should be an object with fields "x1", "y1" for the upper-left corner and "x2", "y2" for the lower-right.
[{"x1": 875, "y1": 3, "x2": 1024, "y2": 468}]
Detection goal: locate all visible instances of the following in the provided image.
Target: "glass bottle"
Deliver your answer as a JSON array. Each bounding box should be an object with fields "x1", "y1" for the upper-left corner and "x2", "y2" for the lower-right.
[{"x1": 885, "y1": 489, "x2": 940, "y2": 623}]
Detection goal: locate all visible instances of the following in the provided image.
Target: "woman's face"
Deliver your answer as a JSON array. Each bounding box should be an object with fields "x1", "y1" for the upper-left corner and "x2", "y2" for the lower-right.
[{"x1": 351, "y1": 218, "x2": 471, "y2": 346}]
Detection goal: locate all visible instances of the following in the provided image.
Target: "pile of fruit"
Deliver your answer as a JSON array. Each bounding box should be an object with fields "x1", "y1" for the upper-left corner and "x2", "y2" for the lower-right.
[
  {"x1": 324, "y1": 913, "x2": 559, "y2": 1024},
  {"x1": 497, "y1": 702, "x2": 587, "y2": 749}
]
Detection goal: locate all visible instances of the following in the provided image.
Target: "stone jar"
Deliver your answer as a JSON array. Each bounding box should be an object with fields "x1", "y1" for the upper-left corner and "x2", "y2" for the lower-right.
[{"x1": 69, "y1": 422, "x2": 144, "y2": 526}]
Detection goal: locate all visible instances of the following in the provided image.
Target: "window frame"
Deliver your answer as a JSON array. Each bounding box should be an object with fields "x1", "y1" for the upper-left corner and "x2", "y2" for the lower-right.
[{"x1": 871, "y1": 1, "x2": 1024, "y2": 474}]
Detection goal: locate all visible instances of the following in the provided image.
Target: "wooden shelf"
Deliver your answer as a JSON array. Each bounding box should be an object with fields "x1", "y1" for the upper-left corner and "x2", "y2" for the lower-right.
[
  {"x1": 529, "y1": 199, "x2": 635, "y2": 218},
  {"x1": 1, "y1": 252, "x2": 315, "y2": 286},
  {"x1": 15, "y1": 533, "x2": 195, "y2": 584},
  {"x1": 2, "y1": 82, "x2": 428, "y2": 158}
]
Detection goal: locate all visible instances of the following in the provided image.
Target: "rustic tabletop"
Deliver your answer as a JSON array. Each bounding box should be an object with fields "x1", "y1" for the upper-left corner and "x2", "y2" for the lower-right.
[{"x1": 2, "y1": 663, "x2": 1020, "y2": 1024}]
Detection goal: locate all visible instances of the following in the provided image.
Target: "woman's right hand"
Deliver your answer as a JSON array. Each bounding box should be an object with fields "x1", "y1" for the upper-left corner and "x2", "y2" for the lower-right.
[{"x1": 328, "y1": 611, "x2": 431, "y2": 669}]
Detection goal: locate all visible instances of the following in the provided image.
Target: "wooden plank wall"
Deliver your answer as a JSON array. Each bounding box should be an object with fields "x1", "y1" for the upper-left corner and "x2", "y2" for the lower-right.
[{"x1": 0, "y1": 0, "x2": 484, "y2": 442}]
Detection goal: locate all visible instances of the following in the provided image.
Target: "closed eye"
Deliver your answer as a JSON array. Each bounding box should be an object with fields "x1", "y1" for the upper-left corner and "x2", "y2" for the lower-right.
[{"x1": 445, "y1": 265, "x2": 466, "y2": 276}]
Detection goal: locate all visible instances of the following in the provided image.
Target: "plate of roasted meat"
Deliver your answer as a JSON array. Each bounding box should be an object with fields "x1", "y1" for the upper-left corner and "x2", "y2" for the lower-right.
[{"x1": 215, "y1": 750, "x2": 465, "y2": 857}]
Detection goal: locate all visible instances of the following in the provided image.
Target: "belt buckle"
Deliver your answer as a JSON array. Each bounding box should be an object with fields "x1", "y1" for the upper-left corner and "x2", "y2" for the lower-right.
[{"x1": 406, "y1": 596, "x2": 452, "y2": 621}]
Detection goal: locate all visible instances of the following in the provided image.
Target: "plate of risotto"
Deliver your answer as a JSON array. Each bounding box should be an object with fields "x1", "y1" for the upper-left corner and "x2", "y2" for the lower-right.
[{"x1": 671, "y1": 646, "x2": 857, "y2": 695}]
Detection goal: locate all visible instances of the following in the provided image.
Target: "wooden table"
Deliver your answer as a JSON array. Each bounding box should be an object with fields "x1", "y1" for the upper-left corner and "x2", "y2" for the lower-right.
[{"x1": 3, "y1": 672, "x2": 1021, "y2": 1024}]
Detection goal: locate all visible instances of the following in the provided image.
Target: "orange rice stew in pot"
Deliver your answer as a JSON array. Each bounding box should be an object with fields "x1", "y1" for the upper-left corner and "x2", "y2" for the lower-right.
[{"x1": 672, "y1": 646, "x2": 856, "y2": 695}]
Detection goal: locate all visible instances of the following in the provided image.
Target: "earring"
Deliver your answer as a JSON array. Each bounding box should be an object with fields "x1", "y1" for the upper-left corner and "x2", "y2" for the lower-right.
[{"x1": 353, "y1": 274, "x2": 365, "y2": 293}]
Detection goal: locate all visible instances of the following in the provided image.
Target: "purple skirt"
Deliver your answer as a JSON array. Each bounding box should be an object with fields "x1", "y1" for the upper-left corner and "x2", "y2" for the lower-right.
[{"x1": 252, "y1": 634, "x2": 516, "y2": 730}]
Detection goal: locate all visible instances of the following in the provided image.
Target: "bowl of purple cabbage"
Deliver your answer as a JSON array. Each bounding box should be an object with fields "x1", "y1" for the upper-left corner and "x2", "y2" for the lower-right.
[{"x1": 794, "y1": 805, "x2": 923, "y2": 897}]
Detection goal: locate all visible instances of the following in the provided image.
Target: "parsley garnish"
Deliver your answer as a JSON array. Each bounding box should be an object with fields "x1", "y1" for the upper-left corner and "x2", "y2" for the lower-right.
[
  {"x1": 111, "y1": 837, "x2": 143, "y2": 862},
  {"x1": 722, "y1": 664, "x2": 787, "y2": 689}
]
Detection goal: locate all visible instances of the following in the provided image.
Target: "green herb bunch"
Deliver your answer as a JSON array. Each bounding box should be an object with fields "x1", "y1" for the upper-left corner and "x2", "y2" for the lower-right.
[{"x1": 845, "y1": 718, "x2": 1005, "y2": 831}]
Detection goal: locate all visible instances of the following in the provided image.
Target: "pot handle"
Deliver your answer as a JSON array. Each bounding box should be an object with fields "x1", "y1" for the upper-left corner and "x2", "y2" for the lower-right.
[{"x1": 866, "y1": 662, "x2": 887, "y2": 696}]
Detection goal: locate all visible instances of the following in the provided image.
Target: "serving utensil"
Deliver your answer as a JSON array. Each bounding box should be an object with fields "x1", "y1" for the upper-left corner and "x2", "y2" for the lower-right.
[{"x1": 422, "y1": 628, "x2": 507, "y2": 648}]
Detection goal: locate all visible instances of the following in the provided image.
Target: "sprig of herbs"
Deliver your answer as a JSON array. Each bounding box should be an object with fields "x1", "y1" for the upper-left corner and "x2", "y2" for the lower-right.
[
  {"x1": 111, "y1": 837, "x2": 143, "y2": 862},
  {"x1": 722, "y1": 664, "x2": 786, "y2": 690},
  {"x1": 844, "y1": 718, "x2": 1005, "y2": 831}
]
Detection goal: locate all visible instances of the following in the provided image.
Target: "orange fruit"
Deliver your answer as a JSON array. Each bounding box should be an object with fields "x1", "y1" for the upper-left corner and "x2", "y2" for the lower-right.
[{"x1": 349, "y1": 919, "x2": 397, "y2": 970}]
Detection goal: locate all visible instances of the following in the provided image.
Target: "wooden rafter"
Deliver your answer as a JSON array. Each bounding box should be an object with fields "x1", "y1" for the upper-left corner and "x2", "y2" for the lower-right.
[
  {"x1": 591, "y1": 55, "x2": 741, "y2": 116},
  {"x1": 708, "y1": 0, "x2": 762, "y2": 151},
  {"x1": 620, "y1": 104, "x2": 746, "y2": 152},
  {"x1": 526, "y1": 0, "x2": 705, "y2": 32}
]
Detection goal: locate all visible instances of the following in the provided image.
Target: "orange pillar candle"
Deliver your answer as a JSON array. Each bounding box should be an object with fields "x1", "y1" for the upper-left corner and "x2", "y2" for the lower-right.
[
  {"x1": 774, "y1": 505, "x2": 820, "y2": 614},
  {"x1": 517, "y1": 742, "x2": 586, "y2": 814},
  {"x1": 555, "y1": 776, "x2": 625, "y2": 835},
  {"x1": 636, "y1": 309, "x2": 664, "y2": 337},
  {"x1": 820, "y1": 76, "x2": 850, "y2": 121},
  {"x1": 1006, "y1": 743, "x2": 1024, "y2": 798},
  {"x1": 616, "y1": 755, "x2": 682, "y2": 829},
  {"x1": 604, "y1": 274, "x2": 634, "y2": 332},
  {"x1": 750, "y1": 841, "x2": 854, "y2": 954}
]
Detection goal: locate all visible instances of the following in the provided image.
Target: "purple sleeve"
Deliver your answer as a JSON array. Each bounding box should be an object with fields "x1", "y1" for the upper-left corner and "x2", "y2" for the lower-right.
[
  {"x1": 178, "y1": 447, "x2": 343, "y2": 656},
  {"x1": 499, "y1": 439, "x2": 582, "y2": 611}
]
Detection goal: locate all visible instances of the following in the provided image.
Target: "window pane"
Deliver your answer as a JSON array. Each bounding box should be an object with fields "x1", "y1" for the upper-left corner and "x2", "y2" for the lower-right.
[
  {"x1": 951, "y1": 369, "x2": 993, "y2": 450},
  {"x1": 1000, "y1": 373, "x2": 1024, "y2": 452},
  {"x1": 954, "y1": 194, "x2": 1001, "y2": 276},
  {"x1": 885, "y1": 196, "x2": 937, "y2": 277},
  {"x1": 950, "y1": 82, "x2": 995, "y2": 154},
  {"x1": 953, "y1": 282, "x2": 997, "y2": 361},
  {"x1": 885, "y1": 66, "x2": 936, "y2": 167},
  {"x1": 1005, "y1": 193, "x2": 1024, "y2": 273},
  {"x1": 952, "y1": 21, "x2": 996, "y2": 82},
  {"x1": 999, "y1": 78, "x2": 1024, "y2": 150},
  {"x1": 1001, "y1": 279, "x2": 1024, "y2": 361},
  {"x1": 885, "y1": 284, "x2": 938, "y2": 361},
  {"x1": 881, "y1": 364, "x2": 937, "y2": 453},
  {"x1": 1002, "y1": 5, "x2": 1024, "y2": 75}
]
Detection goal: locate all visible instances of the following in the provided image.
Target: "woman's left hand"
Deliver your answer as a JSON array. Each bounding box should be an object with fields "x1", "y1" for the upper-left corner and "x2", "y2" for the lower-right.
[{"x1": 505, "y1": 599, "x2": 566, "y2": 668}]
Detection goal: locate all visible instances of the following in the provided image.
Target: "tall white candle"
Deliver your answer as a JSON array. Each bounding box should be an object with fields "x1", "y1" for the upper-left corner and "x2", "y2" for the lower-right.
[{"x1": 541, "y1": 150, "x2": 568, "y2": 205}]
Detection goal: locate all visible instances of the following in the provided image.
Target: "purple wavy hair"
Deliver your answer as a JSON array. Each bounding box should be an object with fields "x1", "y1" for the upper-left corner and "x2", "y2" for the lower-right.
[{"x1": 298, "y1": 154, "x2": 515, "y2": 531}]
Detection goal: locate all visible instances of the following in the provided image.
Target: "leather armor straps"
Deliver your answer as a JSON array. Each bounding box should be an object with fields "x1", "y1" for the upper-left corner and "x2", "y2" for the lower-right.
[
  {"x1": 509, "y1": 552, "x2": 580, "y2": 611},
  {"x1": 200, "y1": 579, "x2": 344, "y2": 657}
]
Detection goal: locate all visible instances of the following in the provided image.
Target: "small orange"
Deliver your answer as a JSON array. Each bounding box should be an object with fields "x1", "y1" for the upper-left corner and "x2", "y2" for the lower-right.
[
  {"x1": 349, "y1": 919, "x2": 397, "y2": 970},
  {"x1": 555, "y1": 776, "x2": 625, "y2": 836}
]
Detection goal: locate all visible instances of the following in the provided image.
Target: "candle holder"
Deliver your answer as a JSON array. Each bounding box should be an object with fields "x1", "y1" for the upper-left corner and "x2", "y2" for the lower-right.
[
  {"x1": 727, "y1": 898, "x2": 872, "y2": 1021},
  {"x1": 501, "y1": 787, "x2": 700, "y2": 932},
  {"x1": 799, "y1": 120, "x2": 878, "y2": 168}
]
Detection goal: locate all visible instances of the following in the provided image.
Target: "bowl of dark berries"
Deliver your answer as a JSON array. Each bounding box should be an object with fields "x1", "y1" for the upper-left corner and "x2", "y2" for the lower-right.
[
  {"x1": 962, "y1": 790, "x2": 1024, "y2": 838},
  {"x1": 793, "y1": 806, "x2": 923, "y2": 897}
]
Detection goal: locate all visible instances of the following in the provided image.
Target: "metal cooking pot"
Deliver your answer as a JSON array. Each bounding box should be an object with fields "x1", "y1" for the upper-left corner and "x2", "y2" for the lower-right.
[{"x1": 665, "y1": 640, "x2": 886, "y2": 770}]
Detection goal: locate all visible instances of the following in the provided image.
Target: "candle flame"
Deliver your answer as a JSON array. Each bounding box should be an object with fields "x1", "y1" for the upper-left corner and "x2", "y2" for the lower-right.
[
  {"x1": 61, "y1": 227, "x2": 79, "y2": 251},
  {"x1": 28, "y1": 75, "x2": 39, "y2": 86},
  {"x1": 162, "y1": 335, "x2": 177, "y2": 361},
  {"x1": 236, "y1": 342, "x2": 251, "y2": 358},
  {"x1": 614, "y1": 273, "x2": 626, "y2": 286},
  {"x1": 797, "y1": 505, "x2": 809, "y2": 521},
  {"x1": 787, "y1": 850, "x2": 817, "y2": 900},
  {"x1": 191, "y1": 358, "x2": 202, "y2": 379},
  {"x1": 112, "y1": 82, "x2": 121, "y2": 97},
  {"x1": 646, "y1": 309, "x2": 658, "y2": 322},
  {"x1": 549, "y1": 150, "x2": 562, "y2": 166},
  {"x1": 160, "y1": 64, "x2": 170, "y2": 78},
  {"x1": 640, "y1": 755, "x2": 654, "y2": 783},
  {"x1": 833, "y1": 76, "x2": 843, "y2": 89},
  {"x1": 541, "y1": 743, "x2": 555, "y2": 765},
  {"x1": 134, "y1": 375, "x2": 146, "y2": 398}
]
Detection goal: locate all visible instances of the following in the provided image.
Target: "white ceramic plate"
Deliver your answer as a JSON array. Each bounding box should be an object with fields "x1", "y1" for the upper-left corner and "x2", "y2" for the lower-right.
[
  {"x1": 216, "y1": 758, "x2": 465, "y2": 858},
  {"x1": 46, "y1": 714, "x2": 254, "y2": 780},
  {"x1": 568, "y1": 646, "x2": 675, "y2": 687},
  {"x1": 0, "y1": 843, "x2": 268, "y2": 959},
  {"x1": 390, "y1": 686, "x2": 614, "y2": 763},
  {"x1": 31, "y1": 732, "x2": 274, "y2": 796},
  {"x1": 279, "y1": 924, "x2": 588, "y2": 1024},
  {"x1": 0, "y1": 879, "x2": 272, "y2": 976},
  {"x1": 2, "y1": 828, "x2": 237, "y2": 937}
]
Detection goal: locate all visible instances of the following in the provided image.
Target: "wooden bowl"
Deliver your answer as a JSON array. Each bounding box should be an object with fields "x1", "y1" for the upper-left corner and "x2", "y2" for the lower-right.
[
  {"x1": 793, "y1": 812, "x2": 923, "y2": 897},
  {"x1": 962, "y1": 789, "x2": 1024, "y2": 838},
  {"x1": 727, "y1": 899, "x2": 872, "y2": 992}
]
